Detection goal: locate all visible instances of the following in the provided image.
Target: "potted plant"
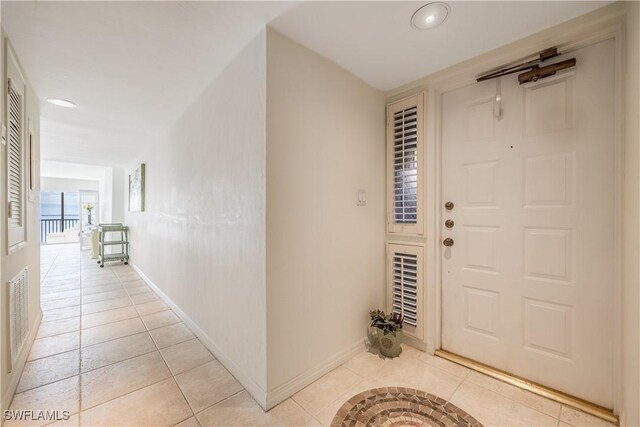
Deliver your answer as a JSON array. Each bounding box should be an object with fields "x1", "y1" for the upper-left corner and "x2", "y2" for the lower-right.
[
  {"x1": 83, "y1": 204, "x2": 94, "y2": 225},
  {"x1": 369, "y1": 309, "x2": 404, "y2": 358}
]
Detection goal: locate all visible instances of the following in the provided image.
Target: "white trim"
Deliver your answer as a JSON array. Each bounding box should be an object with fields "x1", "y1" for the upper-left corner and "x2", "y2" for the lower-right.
[
  {"x1": 402, "y1": 327, "x2": 427, "y2": 352},
  {"x1": 611, "y1": 22, "x2": 625, "y2": 417},
  {"x1": 131, "y1": 262, "x2": 367, "y2": 411},
  {"x1": 264, "y1": 339, "x2": 365, "y2": 410},
  {"x1": 385, "y1": 241, "x2": 425, "y2": 341},
  {"x1": 432, "y1": 28, "x2": 625, "y2": 414},
  {"x1": 1, "y1": 309, "x2": 42, "y2": 413},
  {"x1": 5, "y1": 40, "x2": 28, "y2": 254},
  {"x1": 129, "y1": 263, "x2": 269, "y2": 408},
  {"x1": 428, "y1": 88, "x2": 442, "y2": 354},
  {"x1": 386, "y1": 92, "x2": 426, "y2": 236}
]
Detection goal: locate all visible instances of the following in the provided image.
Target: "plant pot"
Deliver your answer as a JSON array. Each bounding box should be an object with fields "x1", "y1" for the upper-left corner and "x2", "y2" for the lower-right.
[
  {"x1": 367, "y1": 326, "x2": 380, "y2": 347},
  {"x1": 378, "y1": 329, "x2": 402, "y2": 358}
]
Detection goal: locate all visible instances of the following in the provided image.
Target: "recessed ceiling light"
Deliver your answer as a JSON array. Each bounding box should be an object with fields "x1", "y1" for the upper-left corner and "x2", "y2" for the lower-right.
[
  {"x1": 46, "y1": 98, "x2": 77, "y2": 108},
  {"x1": 411, "y1": 2, "x2": 450, "y2": 30}
]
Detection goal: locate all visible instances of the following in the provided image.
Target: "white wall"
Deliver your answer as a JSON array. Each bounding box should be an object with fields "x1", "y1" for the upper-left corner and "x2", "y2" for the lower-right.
[
  {"x1": 125, "y1": 31, "x2": 269, "y2": 403},
  {"x1": 41, "y1": 177, "x2": 99, "y2": 192},
  {"x1": 124, "y1": 27, "x2": 385, "y2": 409},
  {"x1": 622, "y1": 2, "x2": 639, "y2": 425},
  {"x1": 265, "y1": 29, "x2": 385, "y2": 401},
  {"x1": 111, "y1": 167, "x2": 125, "y2": 223}
]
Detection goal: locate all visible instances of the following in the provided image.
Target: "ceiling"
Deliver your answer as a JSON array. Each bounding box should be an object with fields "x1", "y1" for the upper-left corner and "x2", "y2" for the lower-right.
[
  {"x1": 270, "y1": 1, "x2": 610, "y2": 90},
  {"x1": 2, "y1": 1, "x2": 294, "y2": 166},
  {"x1": 2, "y1": 1, "x2": 609, "y2": 167},
  {"x1": 41, "y1": 160, "x2": 110, "y2": 182}
]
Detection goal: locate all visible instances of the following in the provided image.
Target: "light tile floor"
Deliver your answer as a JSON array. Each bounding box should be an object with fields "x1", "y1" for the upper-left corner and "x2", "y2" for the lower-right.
[{"x1": 7, "y1": 244, "x2": 615, "y2": 426}]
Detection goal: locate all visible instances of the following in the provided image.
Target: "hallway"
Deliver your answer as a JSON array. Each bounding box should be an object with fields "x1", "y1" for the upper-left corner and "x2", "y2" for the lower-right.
[{"x1": 4, "y1": 245, "x2": 614, "y2": 426}]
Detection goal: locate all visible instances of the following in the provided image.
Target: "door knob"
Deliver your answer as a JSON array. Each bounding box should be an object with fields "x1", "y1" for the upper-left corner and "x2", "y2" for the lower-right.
[
  {"x1": 445, "y1": 219, "x2": 455, "y2": 229},
  {"x1": 445, "y1": 201, "x2": 454, "y2": 210},
  {"x1": 443, "y1": 238, "x2": 454, "y2": 247}
]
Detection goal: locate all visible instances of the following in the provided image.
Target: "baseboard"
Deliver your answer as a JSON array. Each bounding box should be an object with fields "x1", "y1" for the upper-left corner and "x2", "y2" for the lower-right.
[
  {"x1": 403, "y1": 333, "x2": 427, "y2": 352},
  {"x1": 265, "y1": 338, "x2": 366, "y2": 410},
  {"x1": 131, "y1": 263, "x2": 368, "y2": 411},
  {"x1": 1, "y1": 309, "x2": 43, "y2": 416},
  {"x1": 129, "y1": 263, "x2": 269, "y2": 409}
]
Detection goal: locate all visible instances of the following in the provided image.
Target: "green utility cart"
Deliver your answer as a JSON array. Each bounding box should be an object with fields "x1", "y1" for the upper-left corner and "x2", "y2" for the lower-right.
[{"x1": 97, "y1": 223, "x2": 130, "y2": 267}]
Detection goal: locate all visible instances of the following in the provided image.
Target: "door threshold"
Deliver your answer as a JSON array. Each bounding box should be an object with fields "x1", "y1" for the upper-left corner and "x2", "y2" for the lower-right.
[{"x1": 435, "y1": 349, "x2": 618, "y2": 425}]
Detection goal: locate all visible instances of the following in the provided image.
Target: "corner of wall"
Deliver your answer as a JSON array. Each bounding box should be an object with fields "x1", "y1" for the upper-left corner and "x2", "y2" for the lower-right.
[
  {"x1": 122, "y1": 29, "x2": 269, "y2": 408},
  {"x1": 129, "y1": 264, "x2": 269, "y2": 408},
  {"x1": 621, "y1": 2, "x2": 640, "y2": 425},
  {"x1": 265, "y1": 28, "x2": 386, "y2": 401}
]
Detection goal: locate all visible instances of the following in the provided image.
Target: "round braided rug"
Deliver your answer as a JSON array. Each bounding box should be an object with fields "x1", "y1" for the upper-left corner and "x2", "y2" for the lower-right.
[{"x1": 331, "y1": 387, "x2": 483, "y2": 427}]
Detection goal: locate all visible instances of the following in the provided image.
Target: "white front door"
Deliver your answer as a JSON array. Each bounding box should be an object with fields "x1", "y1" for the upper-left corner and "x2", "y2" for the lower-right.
[{"x1": 441, "y1": 39, "x2": 615, "y2": 407}]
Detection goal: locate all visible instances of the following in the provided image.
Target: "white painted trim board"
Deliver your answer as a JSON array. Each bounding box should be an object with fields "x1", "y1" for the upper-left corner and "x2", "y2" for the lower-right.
[
  {"x1": 130, "y1": 263, "x2": 366, "y2": 411},
  {"x1": 129, "y1": 263, "x2": 269, "y2": 408}
]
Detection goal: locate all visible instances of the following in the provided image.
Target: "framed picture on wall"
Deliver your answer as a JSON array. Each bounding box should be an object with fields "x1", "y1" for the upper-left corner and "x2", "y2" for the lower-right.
[{"x1": 129, "y1": 163, "x2": 145, "y2": 212}]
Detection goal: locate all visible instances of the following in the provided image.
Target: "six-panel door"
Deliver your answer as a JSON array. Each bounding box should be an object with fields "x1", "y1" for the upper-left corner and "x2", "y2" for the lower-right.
[{"x1": 441, "y1": 39, "x2": 615, "y2": 407}]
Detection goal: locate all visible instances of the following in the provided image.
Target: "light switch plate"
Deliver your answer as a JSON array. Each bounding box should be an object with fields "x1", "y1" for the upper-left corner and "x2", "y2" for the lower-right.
[{"x1": 357, "y1": 189, "x2": 366, "y2": 206}]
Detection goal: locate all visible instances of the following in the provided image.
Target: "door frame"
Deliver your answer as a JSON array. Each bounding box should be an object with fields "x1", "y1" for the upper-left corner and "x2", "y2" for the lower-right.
[
  {"x1": 387, "y1": 3, "x2": 627, "y2": 415},
  {"x1": 435, "y1": 22, "x2": 625, "y2": 413}
]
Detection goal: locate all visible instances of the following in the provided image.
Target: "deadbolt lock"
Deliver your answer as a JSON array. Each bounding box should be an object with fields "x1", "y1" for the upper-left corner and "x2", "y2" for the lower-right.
[
  {"x1": 445, "y1": 219, "x2": 454, "y2": 229},
  {"x1": 443, "y1": 238, "x2": 454, "y2": 247},
  {"x1": 445, "y1": 201, "x2": 454, "y2": 210}
]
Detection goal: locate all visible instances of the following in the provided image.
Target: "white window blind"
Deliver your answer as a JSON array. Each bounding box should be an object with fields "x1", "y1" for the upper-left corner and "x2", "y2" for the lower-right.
[
  {"x1": 393, "y1": 106, "x2": 418, "y2": 224},
  {"x1": 8, "y1": 79, "x2": 23, "y2": 228},
  {"x1": 387, "y1": 93, "x2": 424, "y2": 235},
  {"x1": 392, "y1": 252, "x2": 418, "y2": 326},
  {"x1": 387, "y1": 243, "x2": 424, "y2": 340}
]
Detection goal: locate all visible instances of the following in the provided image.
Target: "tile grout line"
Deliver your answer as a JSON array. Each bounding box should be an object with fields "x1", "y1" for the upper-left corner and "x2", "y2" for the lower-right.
[
  {"x1": 191, "y1": 389, "x2": 247, "y2": 424},
  {"x1": 79, "y1": 376, "x2": 173, "y2": 414},
  {"x1": 12, "y1": 369, "x2": 79, "y2": 395},
  {"x1": 79, "y1": 248, "x2": 85, "y2": 426},
  {"x1": 32, "y1": 247, "x2": 82, "y2": 426},
  {"x1": 30, "y1": 250, "x2": 239, "y2": 426},
  {"x1": 128, "y1": 275, "x2": 200, "y2": 425},
  {"x1": 75, "y1": 263, "x2": 202, "y2": 425},
  {"x1": 10, "y1": 245, "x2": 64, "y2": 402},
  {"x1": 116, "y1": 266, "x2": 237, "y2": 426},
  {"x1": 37, "y1": 248, "x2": 533, "y2": 427},
  {"x1": 79, "y1": 253, "x2": 120, "y2": 421},
  {"x1": 290, "y1": 393, "x2": 324, "y2": 425},
  {"x1": 74, "y1": 261, "x2": 189, "y2": 421},
  {"x1": 446, "y1": 376, "x2": 465, "y2": 404},
  {"x1": 40, "y1": 246, "x2": 62, "y2": 284},
  {"x1": 460, "y1": 375, "x2": 565, "y2": 423},
  {"x1": 405, "y1": 349, "x2": 566, "y2": 423},
  {"x1": 43, "y1": 245, "x2": 77, "y2": 427}
]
